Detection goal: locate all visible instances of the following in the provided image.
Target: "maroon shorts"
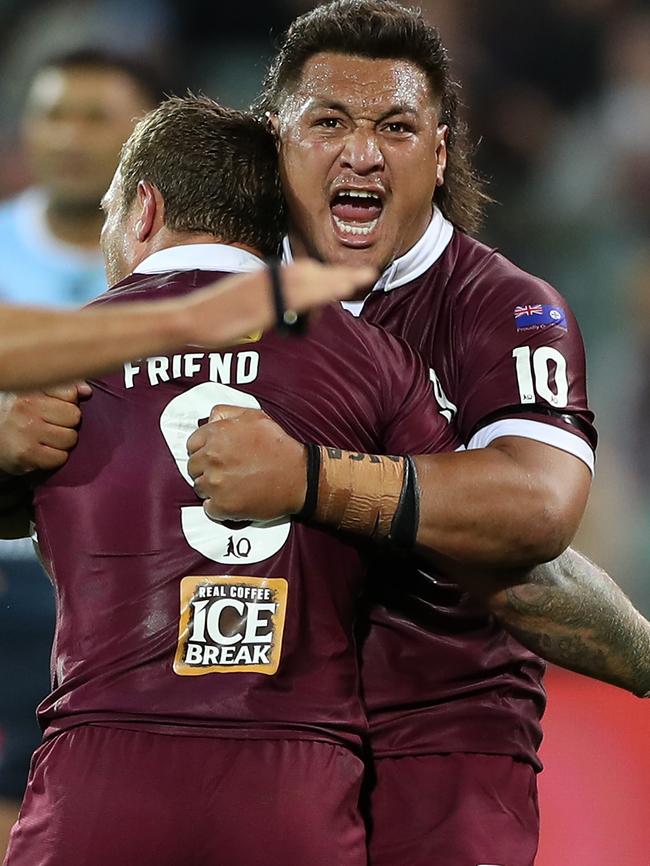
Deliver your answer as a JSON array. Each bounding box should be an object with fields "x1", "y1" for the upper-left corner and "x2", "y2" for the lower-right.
[
  {"x1": 4, "y1": 725, "x2": 366, "y2": 866},
  {"x1": 367, "y1": 753, "x2": 539, "y2": 866}
]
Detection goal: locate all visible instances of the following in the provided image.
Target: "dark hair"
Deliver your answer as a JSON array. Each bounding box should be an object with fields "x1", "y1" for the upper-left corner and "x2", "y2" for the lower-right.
[
  {"x1": 118, "y1": 94, "x2": 284, "y2": 257},
  {"x1": 258, "y1": 0, "x2": 490, "y2": 234},
  {"x1": 36, "y1": 48, "x2": 165, "y2": 107}
]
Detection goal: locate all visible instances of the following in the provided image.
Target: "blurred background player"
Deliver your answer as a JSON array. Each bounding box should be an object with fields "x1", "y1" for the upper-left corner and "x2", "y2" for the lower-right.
[
  {"x1": 0, "y1": 47, "x2": 160, "y2": 856},
  {"x1": 0, "y1": 49, "x2": 163, "y2": 308}
]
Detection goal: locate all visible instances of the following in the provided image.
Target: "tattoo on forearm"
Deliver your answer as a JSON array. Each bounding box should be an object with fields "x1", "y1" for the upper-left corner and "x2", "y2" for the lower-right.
[
  {"x1": 324, "y1": 448, "x2": 400, "y2": 464},
  {"x1": 500, "y1": 549, "x2": 650, "y2": 697}
]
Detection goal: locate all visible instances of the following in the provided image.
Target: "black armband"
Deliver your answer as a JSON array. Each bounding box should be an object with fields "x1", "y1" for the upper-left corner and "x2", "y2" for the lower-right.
[
  {"x1": 388, "y1": 456, "x2": 420, "y2": 549},
  {"x1": 294, "y1": 443, "x2": 321, "y2": 521},
  {"x1": 268, "y1": 259, "x2": 308, "y2": 336}
]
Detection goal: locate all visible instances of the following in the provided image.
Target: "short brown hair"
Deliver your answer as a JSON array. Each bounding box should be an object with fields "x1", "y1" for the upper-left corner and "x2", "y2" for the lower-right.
[
  {"x1": 118, "y1": 95, "x2": 284, "y2": 257},
  {"x1": 258, "y1": 0, "x2": 490, "y2": 234}
]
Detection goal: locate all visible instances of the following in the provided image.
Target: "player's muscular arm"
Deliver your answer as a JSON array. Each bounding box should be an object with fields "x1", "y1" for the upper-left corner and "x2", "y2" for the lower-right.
[
  {"x1": 188, "y1": 410, "x2": 649, "y2": 697},
  {"x1": 0, "y1": 262, "x2": 373, "y2": 390},
  {"x1": 413, "y1": 435, "x2": 591, "y2": 567},
  {"x1": 188, "y1": 407, "x2": 590, "y2": 568},
  {"x1": 466, "y1": 549, "x2": 650, "y2": 698}
]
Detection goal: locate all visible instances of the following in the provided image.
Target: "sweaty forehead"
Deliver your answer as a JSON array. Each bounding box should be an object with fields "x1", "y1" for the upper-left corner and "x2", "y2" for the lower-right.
[{"x1": 288, "y1": 52, "x2": 435, "y2": 114}]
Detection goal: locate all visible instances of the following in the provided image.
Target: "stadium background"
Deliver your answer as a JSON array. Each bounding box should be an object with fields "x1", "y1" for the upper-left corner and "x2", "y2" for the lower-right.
[{"x1": 0, "y1": 0, "x2": 648, "y2": 862}]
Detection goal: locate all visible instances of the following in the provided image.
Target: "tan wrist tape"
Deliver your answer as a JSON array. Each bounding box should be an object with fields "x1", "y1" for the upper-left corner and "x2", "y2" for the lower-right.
[{"x1": 313, "y1": 447, "x2": 406, "y2": 538}]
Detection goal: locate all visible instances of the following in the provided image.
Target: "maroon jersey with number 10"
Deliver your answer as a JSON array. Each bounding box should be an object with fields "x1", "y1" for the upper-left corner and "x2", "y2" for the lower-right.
[
  {"x1": 32, "y1": 245, "x2": 459, "y2": 752},
  {"x1": 350, "y1": 214, "x2": 597, "y2": 769}
]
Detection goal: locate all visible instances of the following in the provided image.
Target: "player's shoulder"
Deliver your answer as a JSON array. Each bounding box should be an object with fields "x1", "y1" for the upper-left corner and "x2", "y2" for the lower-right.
[
  {"x1": 321, "y1": 302, "x2": 417, "y2": 357},
  {"x1": 316, "y1": 304, "x2": 423, "y2": 391},
  {"x1": 444, "y1": 231, "x2": 565, "y2": 308},
  {"x1": 88, "y1": 268, "x2": 227, "y2": 309}
]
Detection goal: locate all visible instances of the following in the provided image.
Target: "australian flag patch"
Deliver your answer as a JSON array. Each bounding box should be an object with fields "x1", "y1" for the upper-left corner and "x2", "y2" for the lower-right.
[{"x1": 514, "y1": 304, "x2": 567, "y2": 331}]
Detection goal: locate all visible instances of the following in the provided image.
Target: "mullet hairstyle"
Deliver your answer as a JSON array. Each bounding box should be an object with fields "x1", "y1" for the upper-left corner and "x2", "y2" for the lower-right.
[
  {"x1": 118, "y1": 95, "x2": 285, "y2": 257},
  {"x1": 257, "y1": 0, "x2": 490, "y2": 235}
]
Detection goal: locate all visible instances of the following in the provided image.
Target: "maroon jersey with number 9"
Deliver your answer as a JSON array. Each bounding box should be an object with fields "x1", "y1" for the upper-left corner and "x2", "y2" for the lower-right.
[{"x1": 32, "y1": 253, "x2": 458, "y2": 751}]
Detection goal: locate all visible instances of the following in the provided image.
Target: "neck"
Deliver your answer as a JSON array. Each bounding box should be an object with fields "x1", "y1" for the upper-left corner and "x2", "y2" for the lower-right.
[
  {"x1": 287, "y1": 230, "x2": 314, "y2": 261},
  {"x1": 45, "y1": 200, "x2": 104, "y2": 251}
]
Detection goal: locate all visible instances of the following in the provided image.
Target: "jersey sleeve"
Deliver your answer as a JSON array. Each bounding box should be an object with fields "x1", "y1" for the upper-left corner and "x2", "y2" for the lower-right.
[
  {"x1": 374, "y1": 331, "x2": 461, "y2": 457},
  {"x1": 452, "y1": 260, "x2": 596, "y2": 470}
]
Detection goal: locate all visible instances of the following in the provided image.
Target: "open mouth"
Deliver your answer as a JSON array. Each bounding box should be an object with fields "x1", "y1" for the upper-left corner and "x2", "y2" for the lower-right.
[{"x1": 329, "y1": 189, "x2": 384, "y2": 245}]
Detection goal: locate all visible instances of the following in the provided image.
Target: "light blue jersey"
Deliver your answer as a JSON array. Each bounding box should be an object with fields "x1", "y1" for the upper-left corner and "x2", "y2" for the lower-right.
[{"x1": 0, "y1": 188, "x2": 106, "y2": 307}]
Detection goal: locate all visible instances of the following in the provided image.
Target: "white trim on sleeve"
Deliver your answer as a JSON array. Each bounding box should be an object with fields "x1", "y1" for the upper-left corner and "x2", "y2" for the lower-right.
[{"x1": 467, "y1": 418, "x2": 595, "y2": 474}]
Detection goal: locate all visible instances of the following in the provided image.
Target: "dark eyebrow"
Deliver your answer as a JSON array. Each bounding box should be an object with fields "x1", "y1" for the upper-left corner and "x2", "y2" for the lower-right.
[
  {"x1": 306, "y1": 99, "x2": 354, "y2": 116},
  {"x1": 306, "y1": 99, "x2": 420, "y2": 122},
  {"x1": 377, "y1": 104, "x2": 419, "y2": 121}
]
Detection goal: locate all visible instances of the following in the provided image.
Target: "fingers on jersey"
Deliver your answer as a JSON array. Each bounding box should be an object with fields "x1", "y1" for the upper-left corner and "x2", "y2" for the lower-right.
[
  {"x1": 0, "y1": 390, "x2": 83, "y2": 474},
  {"x1": 186, "y1": 407, "x2": 307, "y2": 521}
]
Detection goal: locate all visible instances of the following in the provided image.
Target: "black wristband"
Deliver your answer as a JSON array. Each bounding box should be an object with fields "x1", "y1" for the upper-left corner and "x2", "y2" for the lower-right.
[
  {"x1": 388, "y1": 456, "x2": 420, "y2": 549},
  {"x1": 268, "y1": 259, "x2": 308, "y2": 336},
  {"x1": 294, "y1": 443, "x2": 321, "y2": 521}
]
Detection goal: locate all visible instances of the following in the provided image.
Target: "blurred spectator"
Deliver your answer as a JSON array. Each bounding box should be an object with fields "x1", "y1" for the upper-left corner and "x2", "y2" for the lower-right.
[
  {"x1": 0, "y1": 47, "x2": 161, "y2": 858},
  {"x1": 0, "y1": 49, "x2": 162, "y2": 306},
  {"x1": 496, "y1": 6, "x2": 650, "y2": 607}
]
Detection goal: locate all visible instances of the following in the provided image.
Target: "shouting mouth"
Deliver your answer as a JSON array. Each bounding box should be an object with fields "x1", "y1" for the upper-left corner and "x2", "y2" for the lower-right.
[{"x1": 329, "y1": 188, "x2": 384, "y2": 247}]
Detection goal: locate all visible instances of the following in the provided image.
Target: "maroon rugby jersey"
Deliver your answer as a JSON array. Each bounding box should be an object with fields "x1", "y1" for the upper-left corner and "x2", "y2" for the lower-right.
[
  {"x1": 342, "y1": 213, "x2": 596, "y2": 767},
  {"x1": 33, "y1": 244, "x2": 458, "y2": 750}
]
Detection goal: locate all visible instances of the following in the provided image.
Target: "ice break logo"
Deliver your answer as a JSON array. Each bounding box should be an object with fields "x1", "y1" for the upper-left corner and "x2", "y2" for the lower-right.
[{"x1": 174, "y1": 575, "x2": 288, "y2": 676}]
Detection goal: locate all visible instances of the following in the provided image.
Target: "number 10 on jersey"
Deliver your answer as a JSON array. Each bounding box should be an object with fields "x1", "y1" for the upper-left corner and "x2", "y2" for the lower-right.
[{"x1": 512, "y1": 346, "x2": 569, "y2": 408}]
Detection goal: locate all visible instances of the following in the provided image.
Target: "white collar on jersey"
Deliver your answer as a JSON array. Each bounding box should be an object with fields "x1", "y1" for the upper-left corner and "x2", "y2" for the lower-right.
[
  {"x1": 133, "y1": 243, "x2": 265, "y2": 275},
  {"x1": 282, "y1": 205, "x2": 454, "y2": 293}
]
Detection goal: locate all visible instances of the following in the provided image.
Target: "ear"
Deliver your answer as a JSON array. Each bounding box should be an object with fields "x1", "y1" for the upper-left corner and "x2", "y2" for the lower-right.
[
  {"x1": 435, "y1": 125, "x2": 448, "y2": 187},
  {"x1": 134, "y1": 180, "x2": 160, "y2": 241},
  {"x1": 266, "y1": 111, "x2": 281, "y2": 152}
]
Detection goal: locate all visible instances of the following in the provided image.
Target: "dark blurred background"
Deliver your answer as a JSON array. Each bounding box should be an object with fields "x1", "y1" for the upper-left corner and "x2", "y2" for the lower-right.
[{"x1": 0, "y1": 2, "x2": 648, "y2": 863}]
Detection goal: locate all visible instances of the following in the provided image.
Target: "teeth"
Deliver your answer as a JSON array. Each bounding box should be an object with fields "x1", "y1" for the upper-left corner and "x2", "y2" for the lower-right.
[
  {"x1": 332, "y1": 215, "x2": 379, "y2": 235},
  {"x1": 344, "y1": 190, "x2": 379, "y2": 200}
]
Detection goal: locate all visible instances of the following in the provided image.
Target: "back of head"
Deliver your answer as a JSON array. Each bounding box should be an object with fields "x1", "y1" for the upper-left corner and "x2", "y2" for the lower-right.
[
  {"x1": 119, "y1": 95, "x2": 285, "y2": 257},
  {"x1": 258, "y1": 0, "x2": 489, "y2": 234}
]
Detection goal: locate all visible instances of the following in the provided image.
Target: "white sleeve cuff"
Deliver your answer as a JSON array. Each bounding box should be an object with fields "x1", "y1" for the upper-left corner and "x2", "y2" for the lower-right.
[{"x1": 466, "y1": 418, "x2": 595, "y2": 474}]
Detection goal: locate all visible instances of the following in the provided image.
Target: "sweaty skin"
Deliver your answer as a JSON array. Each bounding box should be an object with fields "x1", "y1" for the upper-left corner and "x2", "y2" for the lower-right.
[{"x1": 274, "y1": 53, "x2": 446, "y2": 271}]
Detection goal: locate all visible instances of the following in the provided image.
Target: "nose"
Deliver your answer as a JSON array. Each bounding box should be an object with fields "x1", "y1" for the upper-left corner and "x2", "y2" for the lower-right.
[{"x1": 339, "y1": 126, "x2": 384, "y2": 175}]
